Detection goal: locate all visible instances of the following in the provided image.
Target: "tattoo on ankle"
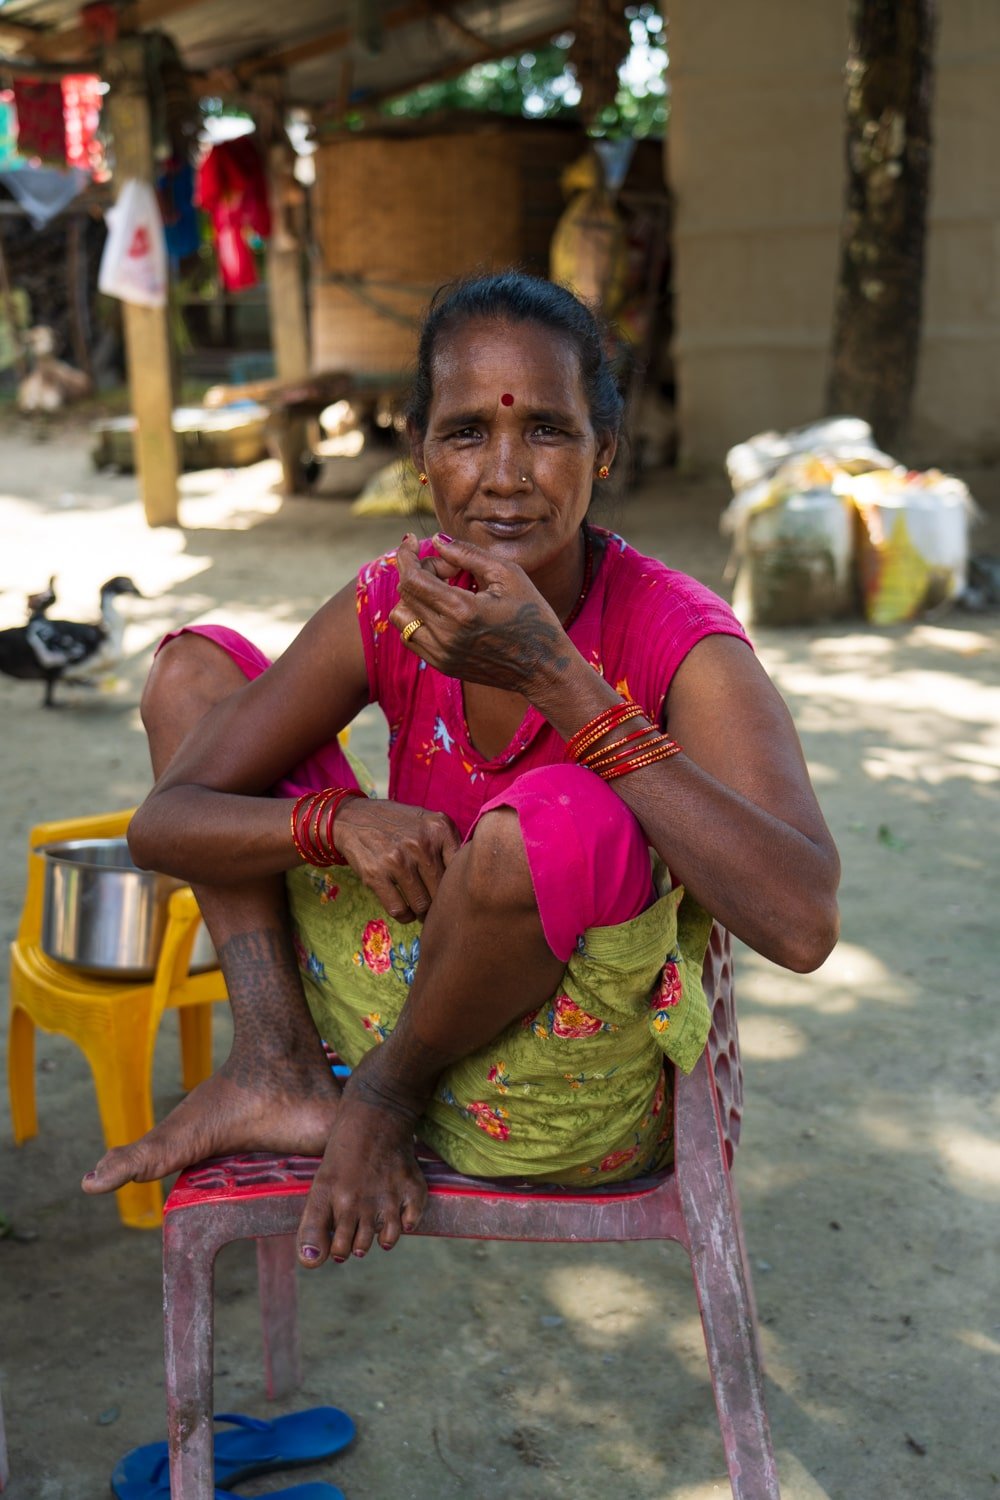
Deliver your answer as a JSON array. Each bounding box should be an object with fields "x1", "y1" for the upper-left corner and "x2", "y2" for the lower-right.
[
  {"x1": 215, "y1": 927, "x2": 325, "y2": 1087},
  {"x1": 218, "y1": 928, "x2": 291, "y2": 970},
  {"x1": 348, "y1": 1074, "x2": 423, "y2": 1124}
]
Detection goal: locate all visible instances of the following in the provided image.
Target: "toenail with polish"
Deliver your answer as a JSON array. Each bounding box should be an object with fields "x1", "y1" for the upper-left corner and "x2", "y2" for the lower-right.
[
  {"x1": 332, "y1": 1254, "x2": 347, "y2": 1264},
  {"x1": 300, "y1": 1245, "x2": 321, "y2": 1262},
  {"x1": 381, "y1": 1243, "x2": 394, "y2": 1251},
  {"x1": 83, "y1": 1170, "x2": 97, "y2": 1181},
  {"x1": 353, "y1": 1249, "x2": 366, "y2": 1258}
]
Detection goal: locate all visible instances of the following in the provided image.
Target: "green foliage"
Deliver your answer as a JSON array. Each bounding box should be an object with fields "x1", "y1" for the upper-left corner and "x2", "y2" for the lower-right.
[
  {"x1": 384, "y1": 38, "x2": 578, "y2": 123},
  {"x1": 378, "y1": 6, "x2": 667, "y2": 139}
]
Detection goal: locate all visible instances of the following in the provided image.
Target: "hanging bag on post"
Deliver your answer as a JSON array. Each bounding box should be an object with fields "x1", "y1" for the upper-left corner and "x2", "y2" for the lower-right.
[{"x1": 98, "y1": 178, "x2": 167, "y2": 309}]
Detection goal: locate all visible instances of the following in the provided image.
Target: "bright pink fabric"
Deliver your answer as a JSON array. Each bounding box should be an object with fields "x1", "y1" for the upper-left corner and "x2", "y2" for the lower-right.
[
  {"x1": 163, "y1": 531, "x2": 750, "y2": 960},
  {"x1": 357, "y1": 527, "x2": 751, "y2": 837},
  {"x1": 471, "y1": 764, "x2": 657, "y2": 961}
]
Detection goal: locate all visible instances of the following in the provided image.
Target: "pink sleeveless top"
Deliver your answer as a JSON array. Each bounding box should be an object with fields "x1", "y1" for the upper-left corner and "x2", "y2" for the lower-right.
[{"x1": 357, "y1": 528, "x2": 750, "y2": 838}]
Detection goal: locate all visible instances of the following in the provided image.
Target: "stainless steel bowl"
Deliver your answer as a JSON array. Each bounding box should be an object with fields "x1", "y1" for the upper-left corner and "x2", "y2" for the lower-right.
[{"x1": 39, "y1": 836, "x2": 217, "y2": 980}]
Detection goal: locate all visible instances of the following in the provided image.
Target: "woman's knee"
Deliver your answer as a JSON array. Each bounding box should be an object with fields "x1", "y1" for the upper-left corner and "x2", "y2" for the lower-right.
[
  {"x1": 140, "y1": 633, "x2": 249, "y2": 745},
  {"x1": 463, "y1": 807, "x2": 536, "y2": 916},
  {"x1": 469, "y1": 764, "x2": 657, "y2": 960}
]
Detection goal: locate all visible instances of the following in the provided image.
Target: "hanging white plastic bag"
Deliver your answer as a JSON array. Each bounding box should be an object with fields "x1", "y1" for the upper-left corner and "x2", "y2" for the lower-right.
[{"x1": 98, "y1": 179, "x2": 167, "y2": 309}]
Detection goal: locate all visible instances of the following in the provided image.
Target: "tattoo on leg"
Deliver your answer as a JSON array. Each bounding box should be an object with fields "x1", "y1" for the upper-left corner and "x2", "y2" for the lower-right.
[{"x1": 216, "y1": 926, "x2": 325, "y2": 1088}]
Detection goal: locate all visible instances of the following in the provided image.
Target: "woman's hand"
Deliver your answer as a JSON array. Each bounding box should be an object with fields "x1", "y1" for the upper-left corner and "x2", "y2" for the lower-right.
[
  {"x1": 391, "y1": 534, "x2": 574, "y2": 696},
  {"x1": 332, "y1": 797, "x2": 461, "y2": 922}
]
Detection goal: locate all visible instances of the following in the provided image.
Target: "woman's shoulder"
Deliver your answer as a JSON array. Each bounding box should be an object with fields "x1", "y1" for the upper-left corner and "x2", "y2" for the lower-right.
[
  {"x1": 593, "y1": 527, "x2": 746, "y2": 636},
  {"x1": 590, "y1": 527, "x2": 750, "y2": 717},
  {"x1": 357, "y1": 547, "x2": 401, "y2": 595}
]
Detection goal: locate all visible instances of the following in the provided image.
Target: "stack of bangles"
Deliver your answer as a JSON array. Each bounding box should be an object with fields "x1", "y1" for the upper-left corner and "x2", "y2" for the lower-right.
[
  {"x1": 290, "y1": 786, "x2": 367, "y2": 866},
  {"x1": 564, "y1": 701, "x2": 683, "y2": 780}
]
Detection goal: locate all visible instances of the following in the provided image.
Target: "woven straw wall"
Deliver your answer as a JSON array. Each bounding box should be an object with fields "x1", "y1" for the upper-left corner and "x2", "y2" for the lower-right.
[{"x1": 311, "y1": 128, "x2": 577, "y2": 375}]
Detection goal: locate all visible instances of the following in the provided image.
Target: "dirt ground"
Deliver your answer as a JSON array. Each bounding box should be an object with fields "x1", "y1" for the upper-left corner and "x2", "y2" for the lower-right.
[{"x1": 0, "y1": 420, "x2": 997, "y2": 1500}]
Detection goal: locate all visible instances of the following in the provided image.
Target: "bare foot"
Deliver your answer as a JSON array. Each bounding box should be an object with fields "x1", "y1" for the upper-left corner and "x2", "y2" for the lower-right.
[
  {"x1": 295, "y1": 1083, "x2": 428, "y2": 1267},
  {"x1": 81, "y1": 1049, "x2": 341, "y2": 1196}
]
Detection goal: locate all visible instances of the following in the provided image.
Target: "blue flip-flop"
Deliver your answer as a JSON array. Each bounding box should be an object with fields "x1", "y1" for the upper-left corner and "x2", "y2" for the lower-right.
[
  {"x1": 115, "y1": 1483, "x2": 344, "y2": 1500},
  {"x1": 111, "y1": 1407, "x2": 355, "y2": 1495}
]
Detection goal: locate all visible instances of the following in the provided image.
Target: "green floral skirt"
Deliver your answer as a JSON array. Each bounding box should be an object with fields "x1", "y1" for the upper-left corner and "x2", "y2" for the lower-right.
[{"x1": 287, "y1": 862, "x2": 713, "y2": 1185}]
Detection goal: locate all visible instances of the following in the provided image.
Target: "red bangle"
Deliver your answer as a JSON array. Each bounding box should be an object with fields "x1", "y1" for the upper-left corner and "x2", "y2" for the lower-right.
[
  {"x1": 290, "y1": 796, "x2": 314, "y2": 863},
  {"x1": 322, "y1": 787, "x2": 366, "y2": 865},
  {"x1": 291, "y1": 787, "x2": 366, "y2": 866},
  {"x1": 565, "y1": 702, "x2": 645, "y2": 761},
  {"x1": 292, "y1": 790, "x2": 331, "y2": 865},
  {"x1": 305, "y1": 789, "x2": 336, "y2": 863},
  {"x1": 579, "y1": 725, "x2": 659, "y2": 769},
  {"x1": 599, "y1": 739, "x2": 683, "y2": 780}
]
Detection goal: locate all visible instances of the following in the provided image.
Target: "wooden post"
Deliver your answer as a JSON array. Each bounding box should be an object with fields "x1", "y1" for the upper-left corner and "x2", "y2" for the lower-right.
[
  {"x1": 255, "y1": 74, "x2": 311, "y2": 492},
  {"x1": 103, "y1": 36, "x2": 180, "y2": 526},
  {"x1": 265, "y1": 138, "x2": 310, "y2": 384}
]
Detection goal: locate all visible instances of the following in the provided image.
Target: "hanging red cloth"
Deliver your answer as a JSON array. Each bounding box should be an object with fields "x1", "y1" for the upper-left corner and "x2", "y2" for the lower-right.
[
  {"x1": 195, "y1": 135, "x2": 272, "y2": 292},
  {"x1": 62, "y1": 75, "x2": 106, "y2": 178},
  {"x1": 12, "y1": 79, "x2": 66, "y2": 164}
]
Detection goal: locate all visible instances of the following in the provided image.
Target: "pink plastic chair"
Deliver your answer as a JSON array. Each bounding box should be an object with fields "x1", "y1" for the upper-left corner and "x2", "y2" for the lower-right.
[
  {"x1": 0, "y1": 1385, "x2": 8, "y2": 1490},
  {"x1": 160, "y1": 925, "x2": 780, "y2": 1499}
]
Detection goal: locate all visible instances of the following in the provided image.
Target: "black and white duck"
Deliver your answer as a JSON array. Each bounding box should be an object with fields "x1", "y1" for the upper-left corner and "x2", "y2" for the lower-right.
[
  {"x1": 25, "y1": 576, "x2": 57, "y2": 618},
  {"x1": 0, "y1": 575, "x2": 143, "y2": 707}
]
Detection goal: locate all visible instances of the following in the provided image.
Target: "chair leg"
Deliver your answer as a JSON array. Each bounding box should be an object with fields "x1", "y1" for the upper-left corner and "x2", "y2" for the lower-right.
[
  {"x1": 0, "y1": 1382, "x2": 9, "y2": 1490},
  {"x1": 164, "y1": 1215, "x2": 219, "y2": 1500},
  {"x1": 178, "y1": 1004, "x2": 214, "y2": 1093},
  {"x1": 681, "y1": 1164, "x2": 780, "y2": 1499},
  {"x1": 729, "y1": 1173, "x2": 765, "y2": 1371},
  {"x1": 86, "y1": 1029, "x2": 163, "y2": 1230},
  {"x1": 7, "y1": 1004, "x2": 38, "y2": 1146},
  {"x1": 256, "y1": 1235, "x2": 301, "y2": 1400},
  {"x1": 676, "y1": 1050, "x2": 779, "y2": 1500}
]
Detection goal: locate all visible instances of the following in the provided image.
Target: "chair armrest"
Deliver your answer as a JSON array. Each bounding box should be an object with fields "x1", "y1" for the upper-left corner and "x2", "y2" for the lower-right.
[
  {"x1": 152, "y1": 886, "x2": 212, "y2": 1001},
  {"x1": 28, "y1": 808, "x2": 136, "y2": 850}
]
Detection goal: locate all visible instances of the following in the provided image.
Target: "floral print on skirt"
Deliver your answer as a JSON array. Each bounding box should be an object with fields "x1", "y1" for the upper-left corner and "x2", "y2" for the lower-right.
[{"x1": 287, "y1": 862, "x2": 713, "y2": 1185}]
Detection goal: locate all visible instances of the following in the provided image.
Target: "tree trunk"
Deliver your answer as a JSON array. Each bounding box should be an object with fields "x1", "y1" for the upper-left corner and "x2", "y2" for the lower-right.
[{"x1": 827, "y1": 0, "x2": 937, "y2": 452}]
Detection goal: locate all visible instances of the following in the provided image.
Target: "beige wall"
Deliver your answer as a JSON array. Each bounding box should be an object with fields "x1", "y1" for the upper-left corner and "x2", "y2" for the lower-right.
[{"x1": 668, "y1": 1, "x2": 1000, "y2": 470}]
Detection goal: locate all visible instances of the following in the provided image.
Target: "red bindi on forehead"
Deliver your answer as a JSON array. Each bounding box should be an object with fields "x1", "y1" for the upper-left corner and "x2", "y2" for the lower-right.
[{"x1": 500, "y1": 392, "x2": 514, "y2": 406}]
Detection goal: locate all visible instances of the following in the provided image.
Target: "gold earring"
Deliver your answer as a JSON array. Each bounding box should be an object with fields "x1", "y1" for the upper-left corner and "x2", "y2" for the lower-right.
[
  {"x1": 418, "y1": 472, "x2": 428, "y2": 486},
  {"x1": 597, "y1": 464, "x2": 611, "y2": 480}
]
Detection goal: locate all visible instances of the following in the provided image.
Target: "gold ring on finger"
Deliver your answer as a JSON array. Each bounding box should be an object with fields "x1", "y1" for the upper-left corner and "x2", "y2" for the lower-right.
[{"x1": 400, "y1": 618, "x2": 424, "y2": 644}]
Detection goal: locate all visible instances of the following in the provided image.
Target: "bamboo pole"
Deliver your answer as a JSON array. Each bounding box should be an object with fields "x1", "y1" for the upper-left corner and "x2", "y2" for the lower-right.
[{"x1": 103, "y1": 36, "x2": 180, "y2": 527}]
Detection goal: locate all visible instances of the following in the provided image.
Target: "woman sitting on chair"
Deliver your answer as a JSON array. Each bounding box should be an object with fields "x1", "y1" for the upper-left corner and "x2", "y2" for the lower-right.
[{"x1": 83, "y1": 271, "x2": 839, "y2": 1266}]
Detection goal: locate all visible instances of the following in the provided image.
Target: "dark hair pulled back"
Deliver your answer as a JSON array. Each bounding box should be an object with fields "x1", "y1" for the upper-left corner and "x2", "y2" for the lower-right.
[{"x1": 405, "y1": 270, "x2": 624, "y2": 443}]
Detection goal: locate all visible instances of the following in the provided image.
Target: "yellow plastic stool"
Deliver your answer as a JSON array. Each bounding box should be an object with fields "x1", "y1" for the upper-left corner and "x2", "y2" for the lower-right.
[{"x1": 8, "y1": 809, "x2": 228, "y2": 1230}]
